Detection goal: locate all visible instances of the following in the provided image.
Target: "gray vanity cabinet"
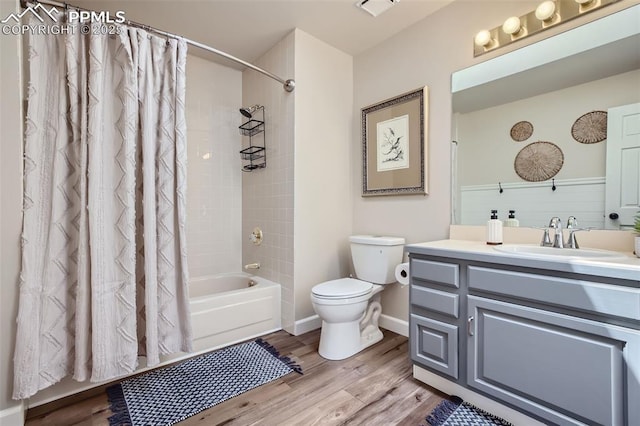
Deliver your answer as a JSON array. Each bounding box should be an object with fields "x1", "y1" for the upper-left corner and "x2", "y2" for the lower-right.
[
  {"x1": 408, "y1": 251, "x2": 640, "y2": 426},
  {"x1": 409, "y1": 258, "x2": 461, "y2": 380},
  {"x1": 468, "y1": 295, "x2": 640, "y2": 426}
]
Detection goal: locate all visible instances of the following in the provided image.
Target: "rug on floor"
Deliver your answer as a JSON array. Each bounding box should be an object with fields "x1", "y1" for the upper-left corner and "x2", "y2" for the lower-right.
[
  {"x1": 425, "y1": 396, "x2": 514, "y2": 426},
  {"x1": 107, "y1": 338, "x2": 302, "y2": 426}
]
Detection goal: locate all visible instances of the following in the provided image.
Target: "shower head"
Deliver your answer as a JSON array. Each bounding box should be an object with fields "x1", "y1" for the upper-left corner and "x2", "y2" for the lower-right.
[{"x1": 239, "y1": 105, "x2": 262, "y2": 119}]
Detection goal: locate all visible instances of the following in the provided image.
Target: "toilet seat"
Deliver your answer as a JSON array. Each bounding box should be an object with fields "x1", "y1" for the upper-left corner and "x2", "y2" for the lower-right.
[{"x1": 311, "y1": 278, "x2": 372, "y2": 299}]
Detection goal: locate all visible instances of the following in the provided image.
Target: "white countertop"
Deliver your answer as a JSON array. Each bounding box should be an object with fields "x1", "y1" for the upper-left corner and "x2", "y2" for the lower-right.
[{"x1": 405, "y1": 239, "x2": 640, "y2": 282}]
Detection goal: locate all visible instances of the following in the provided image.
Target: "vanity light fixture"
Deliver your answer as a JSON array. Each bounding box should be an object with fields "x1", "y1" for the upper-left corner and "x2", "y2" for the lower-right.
[
  {"x1": 575, "y1": 0, "x2": 600, "y2": 13},
  {"x1": 502, "y1": 16, "x2": 525, "y2": 38},
  {"x1": 536, "y1": 1, "x2": 562, "y2": 28},
  {"x1": 473, "y1": 0, "x2": 619, "y2": 57},
  {"x1": 535, "y1": 1, "x2": 559, "y2": 24},
  {"x1": 474, "y1": 29, "x2": 494, "y2": 48}
]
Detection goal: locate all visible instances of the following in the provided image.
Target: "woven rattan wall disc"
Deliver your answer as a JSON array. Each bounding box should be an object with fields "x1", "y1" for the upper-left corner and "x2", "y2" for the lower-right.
[
  {"x1": 571, "y1": 111, "x2": 607, "y2": 144},
  {"x1": 510, "y1": 121, "x2": 533, "y2": 142},
  {"x1": 514, "y1": 141, "x2": 564, "y2": 182}
]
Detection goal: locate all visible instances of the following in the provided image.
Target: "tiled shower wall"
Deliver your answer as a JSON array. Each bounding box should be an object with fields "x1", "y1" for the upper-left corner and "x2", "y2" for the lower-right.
[
  {"x1": 242, "y1": 32, "x2": 296, "y2": 332},
  {"x1": 186, "y1": 55, "x2": 243, "y2": 279}
]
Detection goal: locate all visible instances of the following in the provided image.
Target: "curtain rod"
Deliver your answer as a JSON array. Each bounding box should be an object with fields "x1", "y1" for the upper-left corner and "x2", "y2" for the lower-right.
[{"x1": 22, "y1": 0, "x2": 296, "y2": 92}]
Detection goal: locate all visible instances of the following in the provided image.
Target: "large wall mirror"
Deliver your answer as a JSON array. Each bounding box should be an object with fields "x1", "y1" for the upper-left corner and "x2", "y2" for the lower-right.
[{"x1": 451, "y1": 5, "x2": 640, "y2": 230}]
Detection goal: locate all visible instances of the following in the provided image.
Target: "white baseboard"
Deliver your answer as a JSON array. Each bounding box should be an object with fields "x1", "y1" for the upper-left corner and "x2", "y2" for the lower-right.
[
  {"x1": 293, "y1": 314, "x2": 408, "y2": 337},
  {"x1": 379, "y1": 314, "x2": 408, "y2": 337},
  {"x1": 293, "y1": 315, "x2": 321, "y2": 335},
  {"x1": 0, "y1": 402, "x2": 25, "y2": 426},
  {"x1": 413, "y1": 366, "x2": 545, "y2": 426}
]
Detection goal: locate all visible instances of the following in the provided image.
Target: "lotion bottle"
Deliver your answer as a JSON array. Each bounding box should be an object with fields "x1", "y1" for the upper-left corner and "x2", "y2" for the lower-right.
[
  {"x1": 504, "y1": 210, "x2": 520, "y2": 227},
  {"x1": 486, "y1": 209, "x2": 503, "y2": 245}
]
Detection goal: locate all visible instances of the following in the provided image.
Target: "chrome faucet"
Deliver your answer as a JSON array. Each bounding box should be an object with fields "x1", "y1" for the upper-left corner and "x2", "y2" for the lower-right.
[
  {"x1": 541, "y1": 216, "x2": 589, "y2": 249},
  {"x1": 566, "y1": 216, "x2": 578, "y2": 248},
  {"x1": 548, "y1": 216, "x2": 564, "y2": 248},
  {"x1": 565, "y1": 216, "x2": 589, "y2": 249},
  {"x1": 244, "y1": 262, "x2": 260, "y2": 270},
  {"x1": 540, "y1": 228, "x2": 552, "y2": 247}
]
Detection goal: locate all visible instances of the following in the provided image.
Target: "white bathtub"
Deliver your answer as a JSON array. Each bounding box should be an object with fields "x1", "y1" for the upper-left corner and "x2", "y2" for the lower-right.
[
  {"x1": 27, "y1": 272, "x2": 282, "y2": 408},
  {"x1": 189, "y1": 272, "x2": 281, "y2": 352}
]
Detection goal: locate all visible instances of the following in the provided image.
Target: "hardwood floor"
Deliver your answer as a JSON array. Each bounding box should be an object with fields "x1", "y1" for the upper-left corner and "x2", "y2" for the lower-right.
[{"x1": 25, "y1": 329, "x2": 449, "y2": 425}]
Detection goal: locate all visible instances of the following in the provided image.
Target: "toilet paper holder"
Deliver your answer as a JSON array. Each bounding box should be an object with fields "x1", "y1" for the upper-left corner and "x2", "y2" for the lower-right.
[{"x1": 394, "y1": 262, "x2": 410, "y2": 286}]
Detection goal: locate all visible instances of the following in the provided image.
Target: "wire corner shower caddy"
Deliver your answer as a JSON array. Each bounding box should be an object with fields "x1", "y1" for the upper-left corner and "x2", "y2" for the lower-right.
[{"x1": 239, "y1": 105, "x2": 266, "y2": 172}]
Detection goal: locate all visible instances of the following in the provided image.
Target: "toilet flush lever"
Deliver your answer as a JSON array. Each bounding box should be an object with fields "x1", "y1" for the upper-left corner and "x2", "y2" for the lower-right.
[{"x1": 244, "y1": 262, "x2": 260, "y2": 270}]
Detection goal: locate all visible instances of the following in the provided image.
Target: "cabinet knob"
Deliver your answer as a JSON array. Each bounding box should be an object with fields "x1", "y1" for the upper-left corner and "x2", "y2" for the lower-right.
[
  {"x1": 608, "y1": 213, "x2": 619, "y2": 220},
  {"x1": 468, "y1": 316, "x2": 475, "y2": 336}
]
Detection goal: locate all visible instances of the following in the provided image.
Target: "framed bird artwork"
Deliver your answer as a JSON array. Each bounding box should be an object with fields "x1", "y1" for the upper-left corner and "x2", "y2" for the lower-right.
[{"x1": 361, "y1": 86, "x2": 428, "y2": 196}]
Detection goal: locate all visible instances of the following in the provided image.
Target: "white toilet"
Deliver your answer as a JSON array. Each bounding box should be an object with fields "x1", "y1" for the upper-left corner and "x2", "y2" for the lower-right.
[{"x1": 310, "y1": 235, "x2": 405, "y2": 360}]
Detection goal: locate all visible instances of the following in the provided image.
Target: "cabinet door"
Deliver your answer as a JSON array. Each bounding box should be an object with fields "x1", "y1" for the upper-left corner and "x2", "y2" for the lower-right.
[
  {"x1": 467, "y1": 296, "x2": 640, "y2": 426},
  {"x1": 411, "y1": 314, "x2": 458, "y2": 379}
]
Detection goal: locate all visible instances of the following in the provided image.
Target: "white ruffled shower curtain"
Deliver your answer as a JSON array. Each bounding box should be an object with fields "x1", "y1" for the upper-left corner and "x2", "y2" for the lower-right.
[{"x1": 13, "y1": 18, "x2": 192, "y2": 399}]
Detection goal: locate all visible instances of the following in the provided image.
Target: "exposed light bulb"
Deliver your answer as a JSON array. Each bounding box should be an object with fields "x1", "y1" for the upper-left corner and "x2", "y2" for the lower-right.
[
  {"x1": 535, "y1": 1, "x2": 557, "y2": 21},
  {"x1": 575, "y1": 0, "x2": 598, "y2": 12},
  {"x1": 502, "y1": 16, "x2": 522, "y2": 35},
  {"x1": 473, "y1": 0, "x2": 606, "y2": 57},
  {"x1": 474, "y1": 30, "x2": 493, "y2": 47}
]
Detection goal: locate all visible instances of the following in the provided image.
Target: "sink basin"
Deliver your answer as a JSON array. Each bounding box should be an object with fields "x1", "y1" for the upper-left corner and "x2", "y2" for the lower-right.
[{"x1": 493, "y1": 244, "x2": 628, "y2": 260}]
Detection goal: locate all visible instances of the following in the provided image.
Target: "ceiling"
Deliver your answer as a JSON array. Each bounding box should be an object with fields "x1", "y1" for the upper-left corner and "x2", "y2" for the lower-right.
[{"x1": 76, "y1": 0, "x2": 455, "y2": 69}]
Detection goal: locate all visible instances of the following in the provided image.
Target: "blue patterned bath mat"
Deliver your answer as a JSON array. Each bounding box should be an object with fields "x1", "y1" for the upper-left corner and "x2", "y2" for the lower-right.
[
  {"x1": 425, "y1": 396, "x2": 513, "y2": 426},
  {"x1": 107, "y1": 338, "x2": 302, "y2": 426}
]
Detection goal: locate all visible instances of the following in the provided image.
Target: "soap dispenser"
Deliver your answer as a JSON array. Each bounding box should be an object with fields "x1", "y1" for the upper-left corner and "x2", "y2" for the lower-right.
[
  {"x1": 504, "y1": 210, "x2": 520, "y2": 227},
  {"x1": 486, "y1": 209, "x2": 503, "y2": 245}
]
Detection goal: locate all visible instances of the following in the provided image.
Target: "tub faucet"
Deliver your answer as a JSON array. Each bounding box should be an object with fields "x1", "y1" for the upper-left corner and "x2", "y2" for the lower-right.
[
  {"x1": 244, "y1": 262, "x2": 260, "y2": 270},
  {"x1": 548, "y1": 216, "x2": 563, "y2": 248}
]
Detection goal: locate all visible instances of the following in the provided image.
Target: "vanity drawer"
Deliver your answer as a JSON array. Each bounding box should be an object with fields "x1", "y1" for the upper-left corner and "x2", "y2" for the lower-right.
[
  {"x1": 468, "y1": 266, "x2": 640, "y2": 321},
  {"x1": 410, "y1": 314, "x2": 458, "y2": 379},
  {"x1": 411, "y1": 259, "x2": 459, "y2": 288},
  {"x1": 411, "y1": 286, "x2": 459, "y2": 318}
]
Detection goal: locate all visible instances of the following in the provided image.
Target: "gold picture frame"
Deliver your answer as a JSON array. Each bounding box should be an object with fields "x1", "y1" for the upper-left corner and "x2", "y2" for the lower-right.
[{"x1": 361, "y1": 86, "x2": 428, "y2": 196}]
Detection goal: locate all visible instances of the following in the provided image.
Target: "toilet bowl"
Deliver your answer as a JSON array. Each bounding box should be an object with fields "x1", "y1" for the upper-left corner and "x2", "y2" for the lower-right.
[
  {"x1": 310, "y1": 235, "x2": 405, "y2": 360},
  {"x1": 311, "y1": 278, "x2": 384, "y2": 360}
]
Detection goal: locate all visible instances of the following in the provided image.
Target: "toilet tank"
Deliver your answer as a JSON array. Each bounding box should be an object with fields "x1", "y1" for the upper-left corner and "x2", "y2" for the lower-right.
[{"x1": 349, "y1": 235, "x2": 405, "y2": 284}]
